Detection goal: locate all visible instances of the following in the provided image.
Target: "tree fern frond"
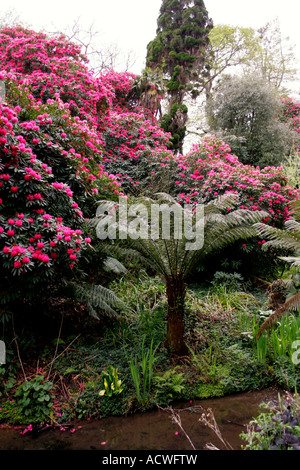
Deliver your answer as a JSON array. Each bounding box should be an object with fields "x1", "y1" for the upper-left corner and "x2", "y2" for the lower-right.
[
  {"x1": 279, "y1": 256, "x2": 300, "y2": 268},
  {"x1": 69, "y1": 282, "x2": 124, "y2": 320},
  {"x1": 103, "y1": 257, "x2": 127, "y2": 274},
  {"x1": 254, "y1": 221, "x2": 300, "y2": 253},
  {"x1": 210, "y1": 193, "x2": 240, "y2": 211},
  {"x1": 256, "y1": 292, "x2": 300, "y2": 339},
  {"x1": 155, "y1": 192, "x2": 179, "y2": 205},
  {"x1": 94, "y1": 194, "x2": 266, "y2": 283},
  {"x1": 285, "y1": 218, "x2": 300, "y2": 234}
]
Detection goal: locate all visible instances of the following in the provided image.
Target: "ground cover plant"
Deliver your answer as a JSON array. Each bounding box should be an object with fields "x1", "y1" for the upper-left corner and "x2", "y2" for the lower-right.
[{"x1": 1, "y1": 20, "x2": 300, "y2": 450}]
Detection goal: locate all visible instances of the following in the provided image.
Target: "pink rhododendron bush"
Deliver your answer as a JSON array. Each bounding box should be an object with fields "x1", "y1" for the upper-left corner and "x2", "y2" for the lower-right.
[
  {"x1": 0, "y1": 28, "x2": 124, "y2": 308},
  {"x1": 280, "y1": 97, "x2": 300, "y2": 136},
  {"x1": 173, "y1": 136, "x2": 298, "y2": 227},
  {"x1": 0, "y1": 26, "x2": 171, "y2": 312}
]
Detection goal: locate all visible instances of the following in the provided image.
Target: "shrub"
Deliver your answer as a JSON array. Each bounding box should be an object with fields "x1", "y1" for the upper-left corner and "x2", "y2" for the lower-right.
[
  {"x1": 14, "y1": 375, "x2": 54, "y2": 424},
  {"x1": 241, "y1": 396, "x2": 300, "y2": 450}
]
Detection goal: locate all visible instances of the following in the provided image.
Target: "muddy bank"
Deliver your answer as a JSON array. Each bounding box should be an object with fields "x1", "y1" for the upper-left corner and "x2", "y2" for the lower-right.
[{"x1": 0, "y1": 388, "x2": 281, "y2": 451}]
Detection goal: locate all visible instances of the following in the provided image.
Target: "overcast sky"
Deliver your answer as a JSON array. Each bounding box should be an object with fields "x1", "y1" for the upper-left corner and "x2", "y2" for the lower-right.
[{"x1": 1, "y1": 0, "x2": 300, "y2": 77}]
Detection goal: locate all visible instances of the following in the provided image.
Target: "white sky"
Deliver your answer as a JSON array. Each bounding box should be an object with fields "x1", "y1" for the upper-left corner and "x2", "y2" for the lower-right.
[{"x1": 1, "y1": 0, "x2": 300, "y2": 79}]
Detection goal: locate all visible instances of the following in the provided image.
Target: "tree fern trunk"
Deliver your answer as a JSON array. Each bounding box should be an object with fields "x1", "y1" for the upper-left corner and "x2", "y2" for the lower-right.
[{"x1": 166, "y1": 277, "x2": 188, "y2": 355}]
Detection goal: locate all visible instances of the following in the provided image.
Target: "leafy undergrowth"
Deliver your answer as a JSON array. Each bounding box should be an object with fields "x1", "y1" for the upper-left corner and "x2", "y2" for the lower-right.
[
  {"x1": 241, "y1": 393, "x2": 300, "y2": 450},
  {"x1": 0, "y1": 272, "x2": 300, "y2": 446}
]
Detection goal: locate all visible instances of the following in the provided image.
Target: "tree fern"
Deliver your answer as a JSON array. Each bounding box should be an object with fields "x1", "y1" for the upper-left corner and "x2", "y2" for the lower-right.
[{"x1": 95, "y1": 193, "x2": 267, "y2": 354}]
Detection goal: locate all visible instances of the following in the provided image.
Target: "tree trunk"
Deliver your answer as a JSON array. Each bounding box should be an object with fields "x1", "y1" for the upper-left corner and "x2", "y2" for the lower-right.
[{"x1": 166, "y1": 277, "x2": 188, "y2": 356}]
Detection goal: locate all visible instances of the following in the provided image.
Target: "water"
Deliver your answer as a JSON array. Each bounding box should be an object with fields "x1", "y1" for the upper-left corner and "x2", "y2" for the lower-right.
[{"x1": 0, "y1": 388, "x2": 280, "y2": 450}]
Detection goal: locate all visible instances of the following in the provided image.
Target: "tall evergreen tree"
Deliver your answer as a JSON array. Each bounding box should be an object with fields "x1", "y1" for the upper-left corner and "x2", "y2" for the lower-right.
[{"x1": 146, "y1": 0, "x2": 213, "y2": 153}]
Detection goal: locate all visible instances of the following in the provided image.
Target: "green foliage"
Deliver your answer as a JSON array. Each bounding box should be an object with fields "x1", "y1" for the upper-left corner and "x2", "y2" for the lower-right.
[
  {"x1": 206, "y1": 74, "x2": 296, "y2": 167},
  {"x1": 99, "y1": 365, "x2": 123, "y2": 397},
  {"x1": 128, "y1": 338, "x2": 158, "y2": 405},
  {"x1": 68, "y1": 281, "x2": 123, "y2": 320},
  {"x1": 73, "y1": 381, "x2": 126, "y2": 419},
  {"x1": 254, "y1": 217, "x2": 300, "y2": 337},
  {"x1": 206, "y1": 20, "x2": 297, "y2": 98},
  {"x1": 241, "y1": 396, "x2": 300, "y2": 450},
  {"x1": 210, "y1": 271, "x2": 244, "y2": 291},
  {"x1": 283, "y1": 151, "x2": 300, "y2": 189},
  {"x1": 195, "y1": 382, "x2": 225, "y2": 399},
  {"x1": 153, "y1": 367, "x2": 185, "y2": 402},
  {"x1": 14, "y1": 375, "x2": 54, "y2": 423},
  {"x1": 0, "y1": 399, "x2": 25, "y2": 424}
]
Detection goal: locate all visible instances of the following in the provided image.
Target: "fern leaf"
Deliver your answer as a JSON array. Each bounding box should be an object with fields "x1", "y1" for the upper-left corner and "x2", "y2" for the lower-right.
[
  {"x1": 103, "y1": 257, "x2": 127, "y2": 274},
  {"x1": 70, "y1": 282, "x2": 123, "y2": 319}
]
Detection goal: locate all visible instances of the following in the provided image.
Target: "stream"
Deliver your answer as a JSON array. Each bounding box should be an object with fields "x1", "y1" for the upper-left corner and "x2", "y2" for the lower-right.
[{"x1": 0, "y1": 387, "x2": 281, "y2": 451}]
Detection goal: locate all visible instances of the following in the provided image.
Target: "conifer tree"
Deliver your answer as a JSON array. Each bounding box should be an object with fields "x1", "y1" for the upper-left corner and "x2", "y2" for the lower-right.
[{"x1": 146, "y1": 0, "x2": 213, "y2": 153}]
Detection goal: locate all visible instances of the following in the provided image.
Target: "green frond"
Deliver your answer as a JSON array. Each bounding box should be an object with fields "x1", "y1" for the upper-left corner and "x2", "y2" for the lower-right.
[
  {"x1": 95, "y1": 194, "x2": 267, "y2": 283},
  {"x1": 254, "y1": 221, "x2": 300, "y2": 254},
  {"x1": 155, "y1": 192, "x2": 179, "y2": 205},
  {"x1": 69, "y1": 282, "x2": 124, "y2": 320},
  {"x1": 256, "y1": 292, "x2": 300, "y2": 339},
  {"x1": 209, "y1": 193, "x2": 240, "y2": 212},
  {"x1": 280, "y1": 256, "x2": 300, "y2": 268},
  {"x1": 103, "y1": 257, "x2": 127, "y2": 274}
]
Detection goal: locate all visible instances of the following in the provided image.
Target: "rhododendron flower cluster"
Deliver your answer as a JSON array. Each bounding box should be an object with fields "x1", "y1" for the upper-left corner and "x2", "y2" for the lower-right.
[
  {"x1": 279, "y1": 96, "x2": 300, "y2": 152},
  {"x1": 0, "y1": 26, "x2": 113, "y2": 122},
  {"x1": 0, "y1": 100, "x2": 91, "y2": 276},
  {"x1": 168, "y1": 136, "x2": 299, "y2": 228},
  {"x1": 280, "y1": 97, "x2": 300, "y2": 134}
]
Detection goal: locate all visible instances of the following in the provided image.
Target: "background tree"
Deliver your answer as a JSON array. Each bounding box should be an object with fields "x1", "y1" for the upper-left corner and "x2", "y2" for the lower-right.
[
  {"x1": 48, "y1": 17, "x2": 137, "y2": 75},
  {"x1": 244, "y1": 19, "x2": 298, "y2": 92},
  {"x1": 146, "y1": 0, "x2": 213, "y2": 153},
  {"x1": 204, "y1": 24, "x2": 259, "y2": 99},
  {"x1": 205, "y1": 20, "x2": 298, "y2": 99},
  {"x1": 206, "y1": 74, "x2": 299, "y2": 167},
  {"x1": 0, "y1": 8, "x2": 28, "y2": 29}
]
